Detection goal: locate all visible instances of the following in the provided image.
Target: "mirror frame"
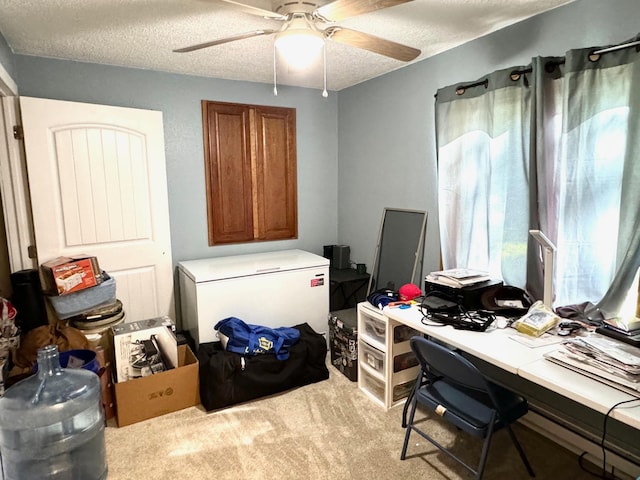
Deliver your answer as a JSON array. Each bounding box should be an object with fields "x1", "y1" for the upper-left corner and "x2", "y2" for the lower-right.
[{"x1": 367, "y1": 208, "x2": 428, "y2": 296}]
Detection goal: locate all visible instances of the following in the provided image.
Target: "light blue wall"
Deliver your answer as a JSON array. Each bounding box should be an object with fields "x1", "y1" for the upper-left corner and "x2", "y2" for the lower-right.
[
  {"x1": 337, "y1": 0, "x2": 640, "y2": 277},
  {"x1": 0, "y1": 0, "x2": 639, "y2": 278},
  {"x1": 11, "y1": 57, "x2": 339, "y2": 264}
]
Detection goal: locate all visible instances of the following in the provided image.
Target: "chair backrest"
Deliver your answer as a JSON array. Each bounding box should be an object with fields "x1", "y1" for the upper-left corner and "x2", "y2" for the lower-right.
[{"x1": 410, "y1": 336, "x2": 489, "y2": 393}]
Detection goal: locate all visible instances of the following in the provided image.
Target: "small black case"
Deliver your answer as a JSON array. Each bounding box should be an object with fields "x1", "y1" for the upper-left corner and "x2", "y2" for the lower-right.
[{"x1": 595, "y1": 326, "x2": 640, "y2": 347}]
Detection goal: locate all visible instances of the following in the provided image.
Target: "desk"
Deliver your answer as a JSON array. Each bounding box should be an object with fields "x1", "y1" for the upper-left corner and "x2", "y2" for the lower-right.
[
  {"x1": 519, "y1": 359, "x2": 640, "y2": 430},
  {"x1": 383, "y1": 304, "x2": 558, "y2": 374},
  {"x1": 379, "y1": 303, "x2": 640, "y2": 471}
]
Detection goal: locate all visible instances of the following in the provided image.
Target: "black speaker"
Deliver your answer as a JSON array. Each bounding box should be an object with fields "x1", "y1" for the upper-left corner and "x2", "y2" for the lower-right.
[
  {"x1": 332, "y1": 245, "x2": 350, "y2": 269},
  {"x1": 323, "y1": 245, "x2": 351, "y2": 269}
]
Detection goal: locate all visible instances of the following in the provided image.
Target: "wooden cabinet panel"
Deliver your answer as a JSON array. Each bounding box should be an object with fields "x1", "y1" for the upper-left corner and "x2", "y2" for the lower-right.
[
  {"x1": 254, "y1": 107, "x2": 297, "y2": 240},
  {"x1": 202, "y1": 101, "x2": 297, "y2": 245}
]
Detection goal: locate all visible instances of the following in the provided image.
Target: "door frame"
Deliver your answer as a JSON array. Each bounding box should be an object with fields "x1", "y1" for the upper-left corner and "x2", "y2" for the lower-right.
[{"x1": 0, "y1": 61, "x2": 35, "y2": 274}]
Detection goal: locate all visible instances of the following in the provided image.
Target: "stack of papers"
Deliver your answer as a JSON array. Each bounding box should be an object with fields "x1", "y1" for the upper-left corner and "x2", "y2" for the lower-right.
[
  {"x1": 544, "y1": 335, "x2": 640, "y2": 396},
  {"x1": 426, "y1": 268, "x2": 491, "y2": 288}
]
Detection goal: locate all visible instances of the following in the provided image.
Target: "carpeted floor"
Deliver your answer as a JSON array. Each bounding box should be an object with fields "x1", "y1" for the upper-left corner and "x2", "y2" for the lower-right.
[{"x1": 105, "y1": 364, "x2": 604, "y2": 479}]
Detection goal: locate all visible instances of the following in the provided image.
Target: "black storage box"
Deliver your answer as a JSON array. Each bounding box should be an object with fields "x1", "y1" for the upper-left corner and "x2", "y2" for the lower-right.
[
  {"x1": 424, "y1": 278, "x2": 503, "y2": 311},
  {"x1": 328, "y1": 308, "x2": 358, "y2": 381},
  {"x1": 197, "y1": 323, "x2": 329, "y2": 411}
]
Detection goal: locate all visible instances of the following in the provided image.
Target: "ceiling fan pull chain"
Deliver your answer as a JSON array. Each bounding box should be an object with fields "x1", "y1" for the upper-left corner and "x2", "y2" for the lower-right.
[
  {"x1": 322, "y1": 40, "x2": 328, "y2": 98},
  {"x1": 273, "y1": 42, "x2": 278, "y2": 96}
]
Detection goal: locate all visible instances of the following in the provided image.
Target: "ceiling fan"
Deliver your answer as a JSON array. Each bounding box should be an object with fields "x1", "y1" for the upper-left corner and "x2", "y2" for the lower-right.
[{"x1": 174, "y1": 0, "x2": 421, "y2": 95}]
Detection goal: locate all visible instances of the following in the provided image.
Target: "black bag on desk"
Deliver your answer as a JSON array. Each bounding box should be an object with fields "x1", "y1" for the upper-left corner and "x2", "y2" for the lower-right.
[{"x1": 197, "y1": 322, "x2": 329, "y2": 411}]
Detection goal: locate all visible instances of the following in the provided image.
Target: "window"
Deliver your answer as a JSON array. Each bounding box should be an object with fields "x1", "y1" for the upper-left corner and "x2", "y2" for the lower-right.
[
  {"x1": 201, "y1": 100, "x2": 297, "y2": 245},
  {"x1": 435, "y1": 42, "x2": 640, "y2": 316}
]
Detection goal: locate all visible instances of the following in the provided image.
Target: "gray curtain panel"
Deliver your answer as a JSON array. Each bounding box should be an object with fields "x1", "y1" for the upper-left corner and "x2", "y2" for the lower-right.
[
  {"x1": 435, "y1": 66, "x2": 532, "y2": 288},
  {"x1": 435, "y1": 33, "x2": 640, "y2": 316}
]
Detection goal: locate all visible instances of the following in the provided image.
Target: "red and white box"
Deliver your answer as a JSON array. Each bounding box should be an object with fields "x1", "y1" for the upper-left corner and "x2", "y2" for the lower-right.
[{"x1": 40, "y1": 255, "x2": 101, "y2": 295}]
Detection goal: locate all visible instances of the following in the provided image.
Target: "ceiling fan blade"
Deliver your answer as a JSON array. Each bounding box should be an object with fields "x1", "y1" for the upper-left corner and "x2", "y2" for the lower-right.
[
  {"x1": 200, "y1": 0, "x2": 286, "y2": 19},
  {"x1": 324, "y1": 27, "x2": 420, "y2": 62},
  {"x1": 315, "y1": 0, "x2": 413, "y2": 22},
  {"x1": 174, "y1": 29, "x2": 277, "y2": 53}
]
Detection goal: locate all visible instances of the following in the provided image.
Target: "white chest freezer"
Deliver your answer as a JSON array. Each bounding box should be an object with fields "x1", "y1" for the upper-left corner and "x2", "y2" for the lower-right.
[{"x1": 178, "y1": 249, "x2": 329, "y2": 346}]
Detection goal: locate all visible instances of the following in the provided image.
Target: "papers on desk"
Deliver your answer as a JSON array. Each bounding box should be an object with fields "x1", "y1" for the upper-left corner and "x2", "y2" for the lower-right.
[
  {"x1": 561, "y1": 336, "x2": 640, "y2": 377},
  {"x1": 544, "y1": 334, "x2": 640, "y2": 397},
  {"x1": 509, "y1": 331, "x2": 564, "y2": 348},
  {"x1": 426, "y1": 268, "x2": 491, "y2": 288}
]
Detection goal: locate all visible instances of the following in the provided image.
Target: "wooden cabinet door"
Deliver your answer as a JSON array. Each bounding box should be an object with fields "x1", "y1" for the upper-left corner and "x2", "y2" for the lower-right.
[
  {"x1": 202, "y1": 101, "x2": 297, "y2": 245},
  {"x1": 202, "y1": 102, "x2": 254, "y2": 244},
  {"x1": 254, "y1": 106, "x2": 297, "y2": 241}
]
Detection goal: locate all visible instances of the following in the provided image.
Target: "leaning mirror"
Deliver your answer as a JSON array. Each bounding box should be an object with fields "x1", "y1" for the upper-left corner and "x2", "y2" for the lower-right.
[{"x1": 367, "y1": 208, "x2": 428, "y2": 295}]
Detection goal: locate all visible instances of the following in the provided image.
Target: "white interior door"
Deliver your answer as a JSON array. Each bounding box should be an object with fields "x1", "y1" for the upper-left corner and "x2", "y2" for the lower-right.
[{"x1": 19, "y1": 97, "x2": 174, "y2": 322}]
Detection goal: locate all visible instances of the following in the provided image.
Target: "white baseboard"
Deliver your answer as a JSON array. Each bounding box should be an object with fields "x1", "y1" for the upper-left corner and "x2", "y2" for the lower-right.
[{"x1": 520, "y1": 410, "x2": 639, "y2": 479}]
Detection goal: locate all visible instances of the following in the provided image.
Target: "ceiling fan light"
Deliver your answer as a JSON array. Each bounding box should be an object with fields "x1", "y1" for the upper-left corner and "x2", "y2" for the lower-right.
[{"x1": 275, "y1": 29, "x2": 324, "y2": 69}]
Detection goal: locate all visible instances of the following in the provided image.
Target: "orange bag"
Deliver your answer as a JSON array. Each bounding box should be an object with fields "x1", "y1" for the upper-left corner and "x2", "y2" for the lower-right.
[{"x1": 14, "y1": 323, "x2": 89, "y2": 369}]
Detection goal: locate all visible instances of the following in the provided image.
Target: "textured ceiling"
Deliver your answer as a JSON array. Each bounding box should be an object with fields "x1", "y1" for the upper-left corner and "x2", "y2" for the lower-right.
[{"x1": 0, "y1": 0, "x2": 575, "y2": 92}]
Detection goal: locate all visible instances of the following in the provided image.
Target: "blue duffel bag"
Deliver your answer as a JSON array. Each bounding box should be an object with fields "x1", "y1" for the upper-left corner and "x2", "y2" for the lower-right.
[{"x1": 214, "y1": 317, "x2": 301, "y2": 361}]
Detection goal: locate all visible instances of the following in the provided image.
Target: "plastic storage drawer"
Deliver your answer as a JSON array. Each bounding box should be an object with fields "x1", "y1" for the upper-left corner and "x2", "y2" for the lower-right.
[
  {"x1": 393, "y1": 324, "x2": 421, "y2": 344},
  {"x1": 360, "y1": 342, "x2": 385, "y2": 374},
  {"x1": 393, "y1": 379, "x2": 415, "y2": 402},
  {"x1": 393, "y1": 351, "x2": 418, "y2": 373},
  {"x1": 360, "y1": 367, "x2": 385, "y2": 404},
  {"x1": 362, "y1": 314, "x2": 386, "y2": 345}
]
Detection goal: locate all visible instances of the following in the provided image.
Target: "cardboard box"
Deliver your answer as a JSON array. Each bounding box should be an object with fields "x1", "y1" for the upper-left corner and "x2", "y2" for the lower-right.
[
  {"x1": 328, "y1": 309, "x2": 358, "y2": 382},
  {"x1": 41, "y1": 255, "x2": 101, "y2": 295},
  {"x1": 114, "y1": 344, "x2": 199, "y2": 427},
  {"x1": 94, "y1": 346, "x2": 115, "y2": 421},
  {"x1": 111, "y1": 316, "x2": 178, "y2": 383}
]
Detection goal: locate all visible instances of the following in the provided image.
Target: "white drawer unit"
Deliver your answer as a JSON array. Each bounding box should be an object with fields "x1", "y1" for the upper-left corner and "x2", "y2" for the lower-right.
[{"x1": 357, "y1": 302, "x2": 421, "y2": 409}]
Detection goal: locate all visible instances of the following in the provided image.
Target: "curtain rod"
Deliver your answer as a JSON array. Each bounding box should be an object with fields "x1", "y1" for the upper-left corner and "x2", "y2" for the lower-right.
[
  {"x1": 454, "y1": 78, "x2": 488, "y2": 95},
  {"x1": 510, "y1": 58, "x2": 565, "y2": 79},
  {"x1": 437, "y1": 39, "x2": 638, "y2": 98},
  {"x1": 469, "y1": 39, "x2": 639, "y2": 83},
  {"x1": 505, "y1": 39, "x2": 639, "y2": 77},
  {"x1": 592, "y1": 39, "x2": 640, "y2": 56}
]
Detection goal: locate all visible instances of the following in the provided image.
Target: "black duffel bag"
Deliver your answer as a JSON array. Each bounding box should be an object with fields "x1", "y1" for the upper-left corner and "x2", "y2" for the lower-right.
[{"x1": 197, "y1": 322, "x2": 329, "y2": 411}]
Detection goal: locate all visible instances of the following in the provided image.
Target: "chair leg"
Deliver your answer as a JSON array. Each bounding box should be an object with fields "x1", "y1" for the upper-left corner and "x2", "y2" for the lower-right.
[
  {"x1": 474, "y1": 420, "x2": 496, "y2": 480},
  {"x1": 400, "y1": 395, "x2": 419, "y2": 460},
  {"x1": 401, "y1": 381, "x2": 418, "y2": 428},
  {"x1": 505, "y1": 424, "x2": 535, "y2": 477}
]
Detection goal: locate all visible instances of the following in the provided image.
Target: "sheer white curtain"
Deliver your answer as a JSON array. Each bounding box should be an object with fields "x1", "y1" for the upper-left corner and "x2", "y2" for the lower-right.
[
  {"x1": 436, "y1": 68, "x2": 532, "y2": 287},
  {"x1": 435, "y1": 35, "x2": 640, "y2": 314}
]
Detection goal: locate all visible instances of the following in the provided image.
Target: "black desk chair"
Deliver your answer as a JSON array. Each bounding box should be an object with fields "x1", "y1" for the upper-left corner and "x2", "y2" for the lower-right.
[{"x1": 400, "y1": 336, "x2": 535, "y2": 479}]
